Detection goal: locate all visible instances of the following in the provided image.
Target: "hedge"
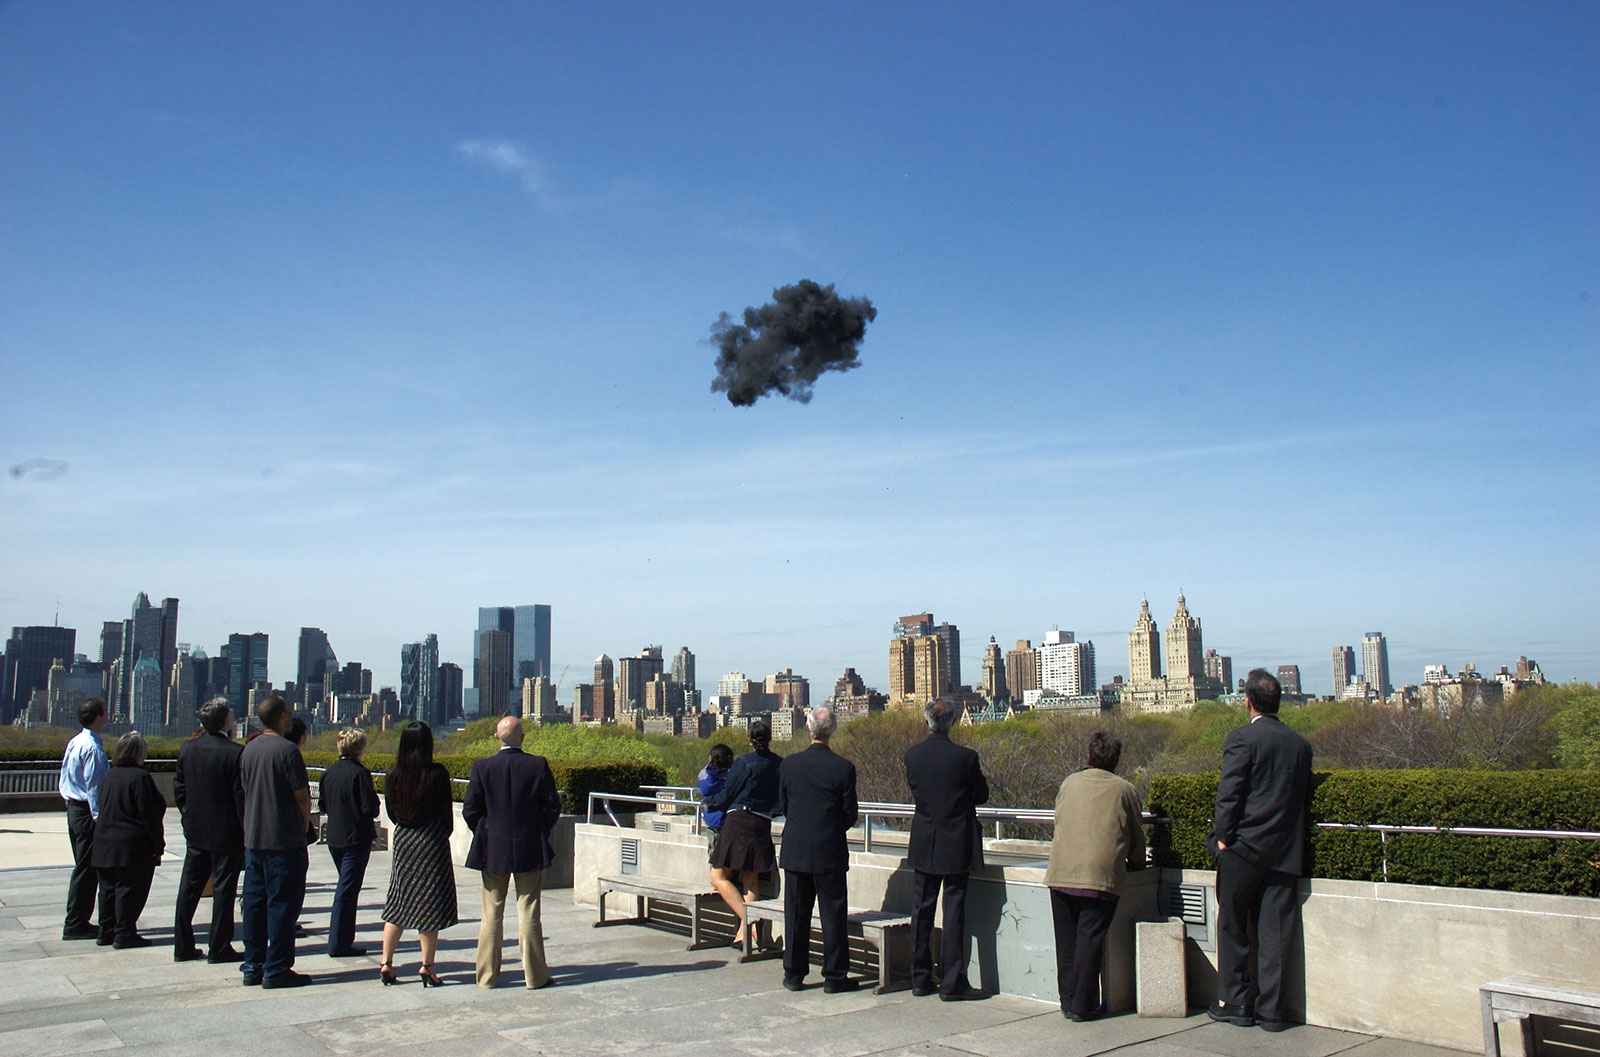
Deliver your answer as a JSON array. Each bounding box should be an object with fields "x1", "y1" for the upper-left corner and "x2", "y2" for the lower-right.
[
  {"x1": 302, "y1": 752, "x2": 668, "y2": 815},
  {"x1": 1147, "y1": 769, "x2": 1600, "y2": 897}
]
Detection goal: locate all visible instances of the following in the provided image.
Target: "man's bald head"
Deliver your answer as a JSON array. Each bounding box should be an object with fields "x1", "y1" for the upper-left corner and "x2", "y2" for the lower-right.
[{"x1": 496, "y1": 715, "x2": 525, "y2": 747}]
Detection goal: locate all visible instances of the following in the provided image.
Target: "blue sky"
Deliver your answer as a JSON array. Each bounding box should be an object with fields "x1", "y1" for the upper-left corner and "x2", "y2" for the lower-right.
[{"x1": 2, "y1": 2, "x2": 1595, "y2": 699}]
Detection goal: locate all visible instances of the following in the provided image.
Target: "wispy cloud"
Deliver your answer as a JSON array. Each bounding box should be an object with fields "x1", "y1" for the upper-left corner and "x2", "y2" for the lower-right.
[{"x1": 455, "y1": 138, "x2": 557, "y2": 210}]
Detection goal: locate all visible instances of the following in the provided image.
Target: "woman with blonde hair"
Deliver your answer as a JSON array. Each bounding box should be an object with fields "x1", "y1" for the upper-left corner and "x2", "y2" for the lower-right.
[{"x1": 319, "y1": 727, "x2": 379, "y2": 957}]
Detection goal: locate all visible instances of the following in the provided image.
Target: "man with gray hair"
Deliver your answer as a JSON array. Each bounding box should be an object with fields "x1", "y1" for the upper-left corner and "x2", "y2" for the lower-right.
[
  {"x1": 904, "y1": 696, "x2": 989, "y2": 1000},
  {"x1": 463, "y1": 714, "x2": 562, "y2": 989},
  {"x1": 777, "y1": 705, "x2": 859, "y2": 992},
  {"x1": 173, "y1": 697, "x2": 245, "y2": 963}
]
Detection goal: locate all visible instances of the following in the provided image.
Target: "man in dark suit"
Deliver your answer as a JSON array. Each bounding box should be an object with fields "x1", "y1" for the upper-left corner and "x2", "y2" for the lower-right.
[
  {"x1": 464, "y1": 714, "x2": 563, "y2": 989},
  {"x1": 903, "y1": 697, "x2": 989, "y2": 1000},
  {"x1": 777, "y1": 704, "x2": 859, "y2": 993},
  {"x1": 1209, "y1": 668, "x2": 1314, "y2": 1032},
  {"x1": 172, "y1": 697, "x2": 245, "y2": 963}
]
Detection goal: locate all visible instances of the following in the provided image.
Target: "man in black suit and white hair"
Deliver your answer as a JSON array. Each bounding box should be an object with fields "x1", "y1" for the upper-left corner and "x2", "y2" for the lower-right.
[
  {"x1": 903, "y1": 696, "x2": 989, "y2": 1000},
  {"x1": 1209, "y1": 668, "x2": 1313, "y2": 1032},
  {"x1": 777, "y1": 704, "x2": 859, "y2": 992}
]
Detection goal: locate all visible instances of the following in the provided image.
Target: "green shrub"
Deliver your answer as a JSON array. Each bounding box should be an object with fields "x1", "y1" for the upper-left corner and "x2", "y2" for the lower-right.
[
  {"x1": 302, "y1": 750, "x2": 667, "y2": 813},
  {"x1": 1148, "y1": 769, "x2": 1600, "y2": 897}
]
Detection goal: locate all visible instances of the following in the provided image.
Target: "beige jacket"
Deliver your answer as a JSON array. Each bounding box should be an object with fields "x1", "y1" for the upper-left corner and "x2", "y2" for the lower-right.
[{"x1": 1043, "y1": 767, "x2": 1145, "y2": 893}]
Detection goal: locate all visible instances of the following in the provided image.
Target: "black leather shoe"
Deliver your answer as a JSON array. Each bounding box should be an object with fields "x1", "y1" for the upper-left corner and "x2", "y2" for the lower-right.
[
  {"x1": 823, "y1": 978, "x2": 859, "y2": 994},
  {"x1": 63, "y1": 925, "x2": 100, "y2": 941},
  {"x1": 940, "y1": 986, "x2": 988, "y2": 1002},
  {"x1": 782, "y1": 977, "x2": 805, "y2": 992},
  {"x1": 173, "y1": 948, "x2": 204, "y2": 962},
  {"x1": 912, "y1": 985, "x2": 937, "y2": 997},
  {"x1": 96, "y1": 935, "x2": 114, "y2": 946},
  {"x1": 1258, "y1": 1018, "x2": 1290, "y2": 1033},
  {"x1": 208, "y1": 947, "x2": 244, "y2": 964},
  {"x1": 242, "y1": 974, "x2": 262, "y2": 986},
  {"x1": 1208, "y1": 1003, "x2": 1255, "y2": 1027},
  {"x1": 262, "y1": 971, "x2": 313, "y2": 989},
  {"x1": 328, "y1": 946, "x2": 367, "y2": 958},
  {"x1": 113, "y1": 936, "x2": 152, "y2": 949}
]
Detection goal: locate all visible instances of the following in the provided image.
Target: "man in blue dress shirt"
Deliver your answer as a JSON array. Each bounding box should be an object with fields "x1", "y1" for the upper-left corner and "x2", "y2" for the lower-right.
[{"x1": 59, "y1": 697, "x2": 109, "y2": 940}]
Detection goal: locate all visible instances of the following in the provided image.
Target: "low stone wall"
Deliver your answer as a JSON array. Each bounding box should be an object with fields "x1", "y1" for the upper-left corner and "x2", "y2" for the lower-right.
[
  {"x1": 445, "y1": 804, "x2": 578, "y2": 890},
  {"x1": 573, "y1": 818, "x2": 1600, "y2": 1052}
]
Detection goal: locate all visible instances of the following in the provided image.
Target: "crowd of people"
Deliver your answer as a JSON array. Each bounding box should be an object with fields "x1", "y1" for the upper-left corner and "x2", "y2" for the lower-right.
[{"x1": 55, "y1": 669, "x2": 1312, "y2": 1029}]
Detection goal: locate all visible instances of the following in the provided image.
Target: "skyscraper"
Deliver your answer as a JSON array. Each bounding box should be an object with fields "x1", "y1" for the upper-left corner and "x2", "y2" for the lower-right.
[
  {"x1": 117, "y1": 593, "x2": 164, "y2": 719},
  {"x1": 400, "y1": 642, "x2": 421, "y2": 717},
  {"x1": 1204, "y1": 650, "x2": 1234, "y2": 694},
  {"x1": 512, "y1": 605, "x2": 552, "y2": 683},
  {"x1": 296, "y1": 628, "x2": 337, "y2": 711},
  {"x1": 158, "y1": 597, "x2": 180, "y2": 682},
  {"x1": 1276, "y1": 665, "x2": 1302, "y2": 695},
  {"x1": 1362, "y1": 632, "x2": 1392, "y2": 698},
  {"x1": 594, "y1": 654, "x2": 615, "y2": 723},
  {"x1": 131, "y1": 656, "x2": 164, "y2": 733},
  {"x1": 980, "y1": 637, "x2": 1007, "y2": 703},
  {"x1": 671, "y1": 646, "x2": 696, "y2": 693},
  {"x1": 1004, "y1": 640, "x2": 1039, "y2": 701},
  {"x1": 1164, "y1": 593, "x2": 1204, "y2": 680},
  {"x1": 475, "y1": 629, "x2": 513, "y2": 716},
  {"x1": 617, "y1": 646, "x2": 664, "y2": 713},
  {"x1": 1332, "y1": 645, "x2": 1356, "y2": 693},
  {"x1": 166, "y1": 649, "x2": 196, "y2": 732},
  {"x1": 1128, "y1": 599, "x2": 1162, "y2": 684},
  {"x1": 4, "y1": 625, "x2": 77, "y2": 725},
  {"x1": 225, "y1": 633, "x2": 269, "y2": 716},
  {"x1": 436, "y1": 662, "x2": 463, "y2": 724},
  {"x1": 418, "y1": 634, "x2": 439, "y2": 723},
  {"x1": 1039, "y1": 629, "x2": 1096, "y2": 696},
  {"x1": 888, "y1": 612, "x2": 952, "y2": 708}
]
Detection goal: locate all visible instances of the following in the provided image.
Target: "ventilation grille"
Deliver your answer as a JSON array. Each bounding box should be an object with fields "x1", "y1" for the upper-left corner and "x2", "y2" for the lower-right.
[
  {"x1": 1160, "y1": 880, "x2": 1214, "y2": 950},
  {"x1": 620, "y1": 838, "x2": 640, "y2": 876},
  {"x1": 652, "y1": 820, "x2": 670, "y2": 833}
]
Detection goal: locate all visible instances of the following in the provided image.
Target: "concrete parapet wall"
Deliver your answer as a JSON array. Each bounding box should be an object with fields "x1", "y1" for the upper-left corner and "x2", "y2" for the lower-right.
[
  {"x1": 1176, "y1": 867, "x2": 1600, "y2": 1053},
  {"x1": 573, "y1": 821, "x2": 1600, "y2": 1051},
  {"x1": 446, "y1": 804, "x2": 578, "y2": 889}
]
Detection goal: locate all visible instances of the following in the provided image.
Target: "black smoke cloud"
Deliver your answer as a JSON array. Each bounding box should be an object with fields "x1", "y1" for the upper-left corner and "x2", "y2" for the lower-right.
[{"x1": 710, "y1": 279, "x2": 877, "y2": 406}]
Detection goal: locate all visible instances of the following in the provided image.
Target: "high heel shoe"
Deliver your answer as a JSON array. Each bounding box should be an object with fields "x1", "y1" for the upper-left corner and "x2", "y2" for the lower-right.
[
  {"x1": 419, "y1": 963, "x2": 442, "y2": 988},
  {"x1": 379, "y1": 962, "x2": 397, "y2": 986}
]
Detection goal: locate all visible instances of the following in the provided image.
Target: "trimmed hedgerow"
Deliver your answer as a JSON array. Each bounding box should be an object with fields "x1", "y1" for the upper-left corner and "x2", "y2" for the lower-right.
[
  {"x1": 1147, "y1": 769, "x2": 1600, "y2": 897},
  {"x1": 302, "y1": 751, "x2": 667, "y2": 814}
]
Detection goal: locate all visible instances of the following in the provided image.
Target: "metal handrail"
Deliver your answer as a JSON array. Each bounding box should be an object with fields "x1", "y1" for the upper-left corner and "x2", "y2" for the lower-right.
[{"x1": 1313, "y1": 821, "x2": 1600, "y2": 881}]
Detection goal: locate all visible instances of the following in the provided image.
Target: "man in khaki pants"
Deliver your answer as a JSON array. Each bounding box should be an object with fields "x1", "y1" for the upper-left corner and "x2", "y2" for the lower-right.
[{"x1": 462, "y1": 715, "x2": 562, "y2": 988}]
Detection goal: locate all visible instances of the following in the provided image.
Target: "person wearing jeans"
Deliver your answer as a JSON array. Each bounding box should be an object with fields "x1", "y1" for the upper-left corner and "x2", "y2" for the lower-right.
[{"x1": 238, "y1": 695, "x2": 313, "y2": 989}]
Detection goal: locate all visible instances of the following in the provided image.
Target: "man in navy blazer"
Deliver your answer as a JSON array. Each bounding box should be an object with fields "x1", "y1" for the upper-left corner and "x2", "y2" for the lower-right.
[
  {"x1": 904, "y1": 697, "x2": 989, "y2": 1000},
  {"x1": 463, "y1": 715, "x2": 562, "y2": 990},
  {"x1": 1208, "y1": 668, "x2": 1313, "y2": 1032},
  {"x1": 777, "y1": 705, "x2": 860, "y2": 992}
]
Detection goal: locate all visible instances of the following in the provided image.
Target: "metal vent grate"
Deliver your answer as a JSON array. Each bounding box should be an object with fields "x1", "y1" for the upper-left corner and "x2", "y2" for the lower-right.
[
  {"x1": 1160, "y1": 880, "x2": 1214, "y2": 950},
  {"x1": 652, "y1": 820, "x2": 670, "y2": 833},
  {"x1": 620, "y1": 838, "x2": 640, "y2": 876}
]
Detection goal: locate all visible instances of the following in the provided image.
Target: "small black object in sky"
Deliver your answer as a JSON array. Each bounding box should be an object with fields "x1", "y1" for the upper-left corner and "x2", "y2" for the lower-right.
[{"x1": 710, "y1": 279, "x2": 877, "y2": 406}]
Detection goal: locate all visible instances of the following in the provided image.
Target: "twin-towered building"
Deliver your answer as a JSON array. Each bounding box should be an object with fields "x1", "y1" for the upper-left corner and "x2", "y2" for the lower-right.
[{"x1": 1120, "y1": 593, "x2": 1228, "y2": 712}]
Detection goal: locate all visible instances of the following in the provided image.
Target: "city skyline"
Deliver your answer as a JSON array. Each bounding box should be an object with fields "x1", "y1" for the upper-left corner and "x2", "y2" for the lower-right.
[
  {"x1": 1, "y1": 589, "x2": 1571, "y2": 711},
  {"x1": 2, "y1": 5, "x2": 1594, "y2": 697}
]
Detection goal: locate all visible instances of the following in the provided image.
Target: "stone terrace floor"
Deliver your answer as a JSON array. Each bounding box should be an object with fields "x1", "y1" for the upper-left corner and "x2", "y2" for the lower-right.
[{"x1": 0, "y1": 812, "x2": 1464, "y2": 1057}]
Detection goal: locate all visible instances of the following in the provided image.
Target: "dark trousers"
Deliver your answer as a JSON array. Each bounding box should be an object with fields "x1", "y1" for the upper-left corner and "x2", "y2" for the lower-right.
[
  {"x1": 325, "y1": 842, "x2": 371, "y2": 955},
  {"x1": 64, "y1": 799, "x2": 98, "y2": 931},
  {"x1": 240, "y1": 847, "x2": 308, "y2": 981},
  {"x1": 1215, "y1": 849, "x2": 1299, "y2": 1021},
  {"x1": 783, "y1": 868, "x2": 850, "y2": 983},
  {"x1": 97, "y1": 862, "x2": 155, "y2": 944},
  {"x1": 173, "y1": 845, "x2": 242, "y2": 954},
  {"x1": 910, "y1": 870, "x2": 970, "y2": 995},
  {"x1": 1050, "y1": 890, "x2": 1119, "y2": 1017}
]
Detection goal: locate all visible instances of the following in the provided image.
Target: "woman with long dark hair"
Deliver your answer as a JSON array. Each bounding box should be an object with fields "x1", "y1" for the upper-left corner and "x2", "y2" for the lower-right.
[{"x1": 379, "y1": 721, "x2": 457, "y2": 986}]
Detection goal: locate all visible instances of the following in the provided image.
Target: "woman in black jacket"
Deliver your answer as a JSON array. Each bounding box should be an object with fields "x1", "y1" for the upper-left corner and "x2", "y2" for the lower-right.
[
  {"x1": 91, "y1": 731, "x2": 166, "y2": 948},
  {"x1": 378, "y1": 721, "x2": 456, "y2": 986},
  {"x1": 319, "y1": 728, "x2": 379, "y2": 958}
]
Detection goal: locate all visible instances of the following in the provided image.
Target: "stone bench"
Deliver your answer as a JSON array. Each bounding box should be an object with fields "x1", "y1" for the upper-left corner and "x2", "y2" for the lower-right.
[
  {"x1": 739, "y1": 897, "x2": 914, "y2": 994},
  {"x1": 1481, "y1": 973, "x2": 1600, "y2": 1057},
  {"x1": 594, "y1": 874, "x2": 723, "y2": 950}
]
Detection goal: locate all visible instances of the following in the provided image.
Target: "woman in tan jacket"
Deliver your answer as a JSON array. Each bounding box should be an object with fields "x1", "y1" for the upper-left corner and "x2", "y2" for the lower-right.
[{"x1": 1044, "y1": 731, "x2": 1145, "y2": 1021}]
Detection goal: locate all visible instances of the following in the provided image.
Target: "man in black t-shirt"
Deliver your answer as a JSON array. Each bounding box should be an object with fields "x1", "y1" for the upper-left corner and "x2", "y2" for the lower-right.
[{"x1": 238, "y1": 696, "x2": 313, "y2": 989}]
